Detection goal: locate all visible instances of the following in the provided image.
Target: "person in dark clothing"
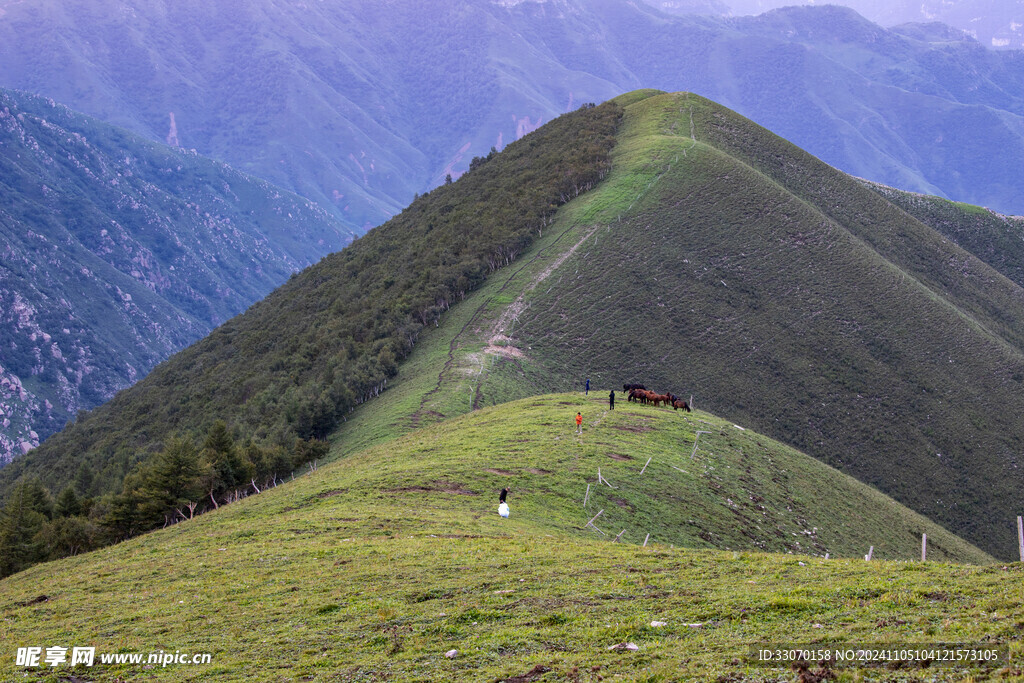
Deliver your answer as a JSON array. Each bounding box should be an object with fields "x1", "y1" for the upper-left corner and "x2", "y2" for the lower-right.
[
  {"x1": 609, "y1": 389, "x2": 615, "y2": 410},
  {"x1": 585, "y1": 378, "x2": 590, "y2": 395},
  {"x1": 498, "y1": 487, "x2": 510, "y2": 518},
  {"x1": 499, "y1": 488, "x2": 509, "y2": 504}
]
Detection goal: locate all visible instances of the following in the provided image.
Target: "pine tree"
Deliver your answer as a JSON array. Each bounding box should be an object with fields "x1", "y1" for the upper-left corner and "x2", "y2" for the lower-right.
[
  {"x1": 37, "y1": 515, "x2": 98, "y2": 559},
  {"x1": 0, "y1": 479, "x2": 51, "y2": 577},
  {"x1": 201, "y1": 421, "x2": 250, "y2": 501},
  {"x1": 54, "y1": 486, "x2": 83, "y2": 518},
  {"x1": 137, "y1": 437, "x2": 204, "y2": 527}
]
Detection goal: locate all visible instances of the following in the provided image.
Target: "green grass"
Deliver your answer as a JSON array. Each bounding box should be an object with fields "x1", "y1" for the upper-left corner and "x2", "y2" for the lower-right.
[
  {"x1": 1, "y1": 394, "x2": 1017, "y2": 682},
  {"x1": 479, "y1": 92, "x2": 1024, "y2": 559},
  {"x1": 5, "y1": 90, "x2": 1024, "y2": 681},
  {"x1": 324, "y1": 91, "x2": 1024, "y2": 562}
]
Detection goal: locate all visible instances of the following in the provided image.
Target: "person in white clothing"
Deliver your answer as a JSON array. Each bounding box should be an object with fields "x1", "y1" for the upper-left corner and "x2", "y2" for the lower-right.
[{"x1": 498, "y1": 487, "x2": 510, "y2": 518}]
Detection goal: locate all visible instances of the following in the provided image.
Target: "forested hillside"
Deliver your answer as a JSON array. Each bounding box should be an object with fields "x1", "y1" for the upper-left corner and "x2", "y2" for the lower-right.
[{"x1": 0, "y1": 101, "x2": 621, "y2": 503}]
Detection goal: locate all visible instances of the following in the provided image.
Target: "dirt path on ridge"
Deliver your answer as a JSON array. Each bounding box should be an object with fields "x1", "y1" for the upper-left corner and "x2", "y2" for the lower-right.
[{"x1": 412, "y1": 222, "x2": 601, "y2": 424}]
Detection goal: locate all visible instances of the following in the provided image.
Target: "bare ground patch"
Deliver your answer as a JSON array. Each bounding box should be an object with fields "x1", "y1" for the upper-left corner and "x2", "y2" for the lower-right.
[
  {"x1": 386, "y1": 481, "x2": 478, "y2": 495},
  {"x1": 485, "y1": 334, "x2": 526, "y2": 358},
  {"x1": 484, "y1": 468, "x2": 516, "y2": 476},
  {"x1": 610, "y1": 424, "x2": 654, "y2": 433},
  {"x1": 607, "y1": 453, "x2": 633, "y2": 461},
  {"x1": 490, "y1": 224, "x2": 601, "y2": 340}
]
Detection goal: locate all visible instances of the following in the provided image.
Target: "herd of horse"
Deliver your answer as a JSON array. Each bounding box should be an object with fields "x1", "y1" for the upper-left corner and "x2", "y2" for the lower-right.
[{"x1": 622, "y1": 383, "x2": 691, "y2": 412}]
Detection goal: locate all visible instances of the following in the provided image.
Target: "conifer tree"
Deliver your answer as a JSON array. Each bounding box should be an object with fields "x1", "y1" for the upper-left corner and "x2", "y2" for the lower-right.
[
  {"x1": 54, "y1": 485, "x2": 83, "y2": 518},
  {"x1": 0, "y1": 479, "x2": 51, "y2": 577},
  {"x1": 201, "y1": 421, "x2": 250, "y2": 499},
  {"x1": 137, "y1": 437, "x2": 204, "y2": 526}
]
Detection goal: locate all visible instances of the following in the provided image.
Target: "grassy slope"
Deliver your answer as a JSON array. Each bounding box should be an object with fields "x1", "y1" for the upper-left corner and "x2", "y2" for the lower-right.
[
  {"x1": 3, "y1": 395, "x2": 1017, "y2": 683},
  {"x1": 327, "y1": 89, "x2": 1024, "y2": 565},
  {"x1": 863, "y1": 181, "x2": 1024, "y2": 291},
  {"x1": 476, "y1": 91, "x2": 1024, "y2": 560}
]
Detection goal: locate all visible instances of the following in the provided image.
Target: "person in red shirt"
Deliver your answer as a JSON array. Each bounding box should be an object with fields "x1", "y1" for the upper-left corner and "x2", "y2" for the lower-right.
[{"x1": 575, "y1": 412, "x2": 583, "y2": 435}]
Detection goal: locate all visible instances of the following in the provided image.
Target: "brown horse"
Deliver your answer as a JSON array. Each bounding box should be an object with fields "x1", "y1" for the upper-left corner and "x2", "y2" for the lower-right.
[
  {"x1": 672, "y1": 399, "x2": 691, "y2": 412},
  {"x1": 650, "y1": 393, "x2": 672, "y2": 407}
]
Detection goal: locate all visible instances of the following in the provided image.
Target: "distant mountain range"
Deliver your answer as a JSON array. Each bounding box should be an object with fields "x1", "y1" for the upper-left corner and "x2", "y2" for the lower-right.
[
  {"x1": 707, "y1": 0, "x2": 1024, "y2": 50},
  {"x1": 1, "y1": 0, "x2": 1022, "y2": 237},
  {"x1": 0, "y1": 89, "x2": 354, "y2": 462}
]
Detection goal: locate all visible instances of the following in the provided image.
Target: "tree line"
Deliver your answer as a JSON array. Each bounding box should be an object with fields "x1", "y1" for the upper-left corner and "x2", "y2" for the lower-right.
[{"x1": 0, "y1": 422, "x2": 327, "y2": 577}]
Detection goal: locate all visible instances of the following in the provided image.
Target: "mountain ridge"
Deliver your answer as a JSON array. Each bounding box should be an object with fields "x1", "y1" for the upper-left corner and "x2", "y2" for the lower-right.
[
  {"x1": 494, "y1": 91, "x2": 1024, "y2": 558},
  {"x1": 5, "y1": 90, "x2": 1024, "y2": 562}
]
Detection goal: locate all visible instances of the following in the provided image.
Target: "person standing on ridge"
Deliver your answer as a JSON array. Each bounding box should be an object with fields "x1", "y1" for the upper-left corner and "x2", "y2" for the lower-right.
[
  {"x1": 585, "y1": 378, "x2": 590, "y2": 395},
  {"x1": 498, "y1": 487, "x2": 510, "y2": 518},
  {"x1": 609, "y1": 389, "x2": 615, "y2": 410},
  {"x1": 575, "y1": 412, "x2": 583, "y2": 435}
]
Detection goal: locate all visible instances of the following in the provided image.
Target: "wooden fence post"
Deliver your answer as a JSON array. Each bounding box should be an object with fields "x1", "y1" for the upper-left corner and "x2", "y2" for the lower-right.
[
  {"x1": 922, "y1": 533, "x2": 927, "y2": 562},
  {"x1": 690, "y1": 431, "x2": 711, "y2": 459},
  {"x1": 584, "y1": 483, "x2": 591, "y2": 508},
  {"x1": 643, "y1": 533, "x2": 650, "y2": 547},
  {"x1": 599, "y1": 468, "x2": 616, "y2": 489},
  {"x1": 1018, "y1": 516, "x2": 1023, "y2": 563},
  {"x1": 640, "y1": 457, "x2": 652, "y2": 475},
  {"x1": 865, "y1": 546, "x2": 873, "y2": 561}
]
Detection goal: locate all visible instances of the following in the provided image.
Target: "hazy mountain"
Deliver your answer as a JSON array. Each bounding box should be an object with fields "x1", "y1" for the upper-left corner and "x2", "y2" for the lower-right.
[
  {"x1": 716, "y1": 0, "x2": 1024, "y2": 50},
  {"x1": 0, "y1": 89, "x2": 354, "y2": 462},
  {"x1": 1, "y1": 0, "x2": 1022, "y2": 232}
]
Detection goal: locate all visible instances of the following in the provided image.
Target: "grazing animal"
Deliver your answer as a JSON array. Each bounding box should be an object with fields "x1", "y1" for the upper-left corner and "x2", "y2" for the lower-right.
[
  {"x1": 650, "y1": 393, "x2": 672, "y2": 407},
  {"x1": 628, "y1": 387, "x2": 690, "y2": 410}
]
